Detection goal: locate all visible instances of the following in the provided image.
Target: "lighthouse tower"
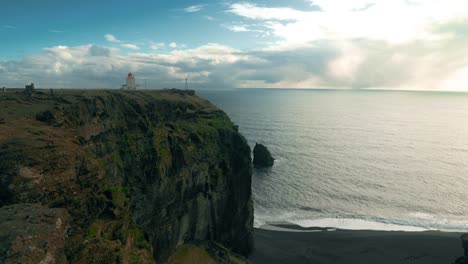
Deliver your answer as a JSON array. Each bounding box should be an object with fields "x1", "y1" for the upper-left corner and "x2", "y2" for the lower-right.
[{"x1": 121, "y1": 72, "x2": 138, "y2": 90}]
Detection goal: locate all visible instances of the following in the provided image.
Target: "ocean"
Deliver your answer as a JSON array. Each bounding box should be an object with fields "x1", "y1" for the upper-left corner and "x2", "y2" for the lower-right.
[{"x1": 198, "y1": 89, "x2": 468, "y2": 232}]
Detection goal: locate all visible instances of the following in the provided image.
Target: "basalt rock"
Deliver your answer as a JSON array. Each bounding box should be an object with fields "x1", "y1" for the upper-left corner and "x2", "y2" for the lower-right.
[
  {"x1": 453, "y1": 234, "x2": 468, "y2": 264},
  {"x1": 253, "y1": 143, "x2": 274, "y2": 168},
  {"x1": 0, "y1": 89, "x2": 253, "y2": 263}
]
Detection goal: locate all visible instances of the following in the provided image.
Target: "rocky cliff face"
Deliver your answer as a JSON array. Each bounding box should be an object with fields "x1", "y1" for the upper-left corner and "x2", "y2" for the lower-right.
[{"x1": 0, "y1": 89, "x2": 253, "y2": 263}]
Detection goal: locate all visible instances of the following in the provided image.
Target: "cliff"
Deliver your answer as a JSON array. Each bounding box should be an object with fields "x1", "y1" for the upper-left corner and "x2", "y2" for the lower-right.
[{"x1": 0, "y1": 89, "x2": 253, "y2": 263}]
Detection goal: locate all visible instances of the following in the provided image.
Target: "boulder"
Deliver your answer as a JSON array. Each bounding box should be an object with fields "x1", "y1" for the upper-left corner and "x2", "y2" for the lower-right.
[{"x1": 253, "y1": 143, "x2": 274, "y2": 167}]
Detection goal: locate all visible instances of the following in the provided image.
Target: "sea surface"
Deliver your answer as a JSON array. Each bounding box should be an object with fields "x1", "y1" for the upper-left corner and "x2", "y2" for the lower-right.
[{"x1": 198, "y1": 89, "x2": 468, "y2": 232}]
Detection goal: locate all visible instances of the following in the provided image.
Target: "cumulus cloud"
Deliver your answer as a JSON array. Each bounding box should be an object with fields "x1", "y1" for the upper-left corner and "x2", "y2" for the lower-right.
[
  {"x1": 89, "y1": 45, "x2": 111, "y2": 57},
  {"x1": 150, "y1": 42, "x2": 165, "y2": 50},
  {"x1": 121, "y1": 43, "x2": 140, "y2": 50},
  {"x1": 0, "y1": 43, "x2": 253, "y2": 89},
  {"x1": 226, "y1": 25, "x2": 250, "y2": 32},
  {"x1": 228, "y1": 3, "x2": 308, "y2": 21},
  {"x1": 1, "y1": 36, "x2": 467, "y2": 91},
  {"x1": 228, "y1": 1, "x2": 468, "y2": 46},
  {"x1": 224, "y1": 23, "x2": 267, "y2": 34},
  {"x1": 220, "y1": 1, "x2": 468, "y2": 90},
  {"x1": 183, "y1": 5, "x2": 204, "y2": 13},
  {"x1": 2, "y1": 1, "x2": 468, "y2": 91},
  {"x1": 105, "y1": 34, "x2": 120, "y2": 43}
]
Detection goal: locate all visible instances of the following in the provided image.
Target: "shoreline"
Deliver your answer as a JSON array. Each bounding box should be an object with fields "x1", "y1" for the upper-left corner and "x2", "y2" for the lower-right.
[
  {"x1": 253, "y1": 216, "x2": 468, "y2": 233},
  {"x1": 257, "y1": 221, "x2": 467, "y2": 233},
  {"x1": 249, "y1": 223, "x2": 464, "y2": 264}
]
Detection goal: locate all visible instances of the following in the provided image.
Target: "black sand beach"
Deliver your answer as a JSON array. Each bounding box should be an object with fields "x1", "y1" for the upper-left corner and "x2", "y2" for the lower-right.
[{"x1": 249, "y1": 225, "x2": 463, "y2": 264}]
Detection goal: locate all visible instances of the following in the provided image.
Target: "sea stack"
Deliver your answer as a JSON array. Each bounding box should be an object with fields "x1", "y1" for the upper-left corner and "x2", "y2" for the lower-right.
[{"x1": 253, "y1": 143, "x2": 274, "y2": 167}]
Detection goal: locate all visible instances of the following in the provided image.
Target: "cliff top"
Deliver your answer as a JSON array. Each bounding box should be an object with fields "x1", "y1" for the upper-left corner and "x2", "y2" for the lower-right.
[
  {"x1": 0, "y1": 89, "x2": 224, "y2": 141},
  {"x1": 1, "y1": 88, "x2": 213, "y2": 118}
]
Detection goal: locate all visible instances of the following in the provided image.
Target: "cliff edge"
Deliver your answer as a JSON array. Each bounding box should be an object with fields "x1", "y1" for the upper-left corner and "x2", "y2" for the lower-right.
[{"x1": 0, "y1": 89, "x2": 253, "y2": 263}]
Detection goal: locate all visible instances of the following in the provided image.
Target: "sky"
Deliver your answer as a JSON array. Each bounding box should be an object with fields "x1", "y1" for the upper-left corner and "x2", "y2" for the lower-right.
[{"x1": 2, "y1": 0, "x2": 468, "y2": 90}]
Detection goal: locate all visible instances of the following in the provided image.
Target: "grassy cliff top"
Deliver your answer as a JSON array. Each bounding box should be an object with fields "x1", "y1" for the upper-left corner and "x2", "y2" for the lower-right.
[
  {"x1": 0, "y1": 89, "x2": 233, "y2": 142},
  {"x1": 0, "y1": 89, "x2": 217, "y2": 119}
]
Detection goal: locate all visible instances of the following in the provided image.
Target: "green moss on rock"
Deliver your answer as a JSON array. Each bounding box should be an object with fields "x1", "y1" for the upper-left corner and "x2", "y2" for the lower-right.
[{"x1": 0, "y1": 89, "x2": 253, "y2": 264}]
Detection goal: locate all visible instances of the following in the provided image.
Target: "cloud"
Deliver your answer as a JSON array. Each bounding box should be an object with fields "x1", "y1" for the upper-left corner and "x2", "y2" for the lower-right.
[
  {"x1": 49, "y1": 29, "x2": 64, "y2": 33},
  {"x1": 3, "y1": 8, "x2": 468, "y2": 92},
  {"x1": 224, "y1": 23, "x2": 267, "y2": 34},
  {"x1": 228, "y1": 3, "x2": 308, "y2": 21},
  {"x1": 308, "y1": 0, "x2": 376, "y2": 12},
  {"x1": 89, "y1": 45, "x2": 111, "y2": 57},
  {"x1": 183, "y1": 5, "x2": 204, "y2": 13},
  {"x1": 150, "y1": 42, "x2": 165, "y2": 50},
  {"x1": 121, "y1": 44, "x2": 140, "y2": 50},
  {"x1": 3, "y1": 25, "x2": 16, "y2": 29},
  {"x1": 0, "y1": 43, "x2": 257, "y2": 89},
  {"x1": 204, "y1": 16, "x2": 215, "y2": 21},
  {"x1": 228, "y1": 1, "x2": 468, "y2": 46},
  {"x1": 105, "y1": 34, "x2": 120, "y2": 43},
  {"x1": 226, "y1": 25, "x2": 250, "y2": 32}
]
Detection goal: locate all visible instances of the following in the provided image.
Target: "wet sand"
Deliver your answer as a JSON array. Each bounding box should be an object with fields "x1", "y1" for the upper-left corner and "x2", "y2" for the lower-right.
[{"x1": 249, "y1": 224, "x2": 463, "y2": 264}]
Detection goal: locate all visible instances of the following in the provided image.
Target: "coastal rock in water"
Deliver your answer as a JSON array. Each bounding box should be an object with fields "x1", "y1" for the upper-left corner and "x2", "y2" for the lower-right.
[{"x1": 253, "y1": 143, "x2": 274, "y2": 167}]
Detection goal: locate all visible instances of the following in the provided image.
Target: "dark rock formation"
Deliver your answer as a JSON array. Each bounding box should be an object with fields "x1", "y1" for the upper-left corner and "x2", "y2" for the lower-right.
[
  {"x1": 35, "y1": 110, "x2": 58, "y2": 126},
  {"x1": 253, "y1": 143, "x2": 274, "y2": 167},
  {"x1": 453, "y1": 234, "x2": 468, "y2": 264},
  {"x1": 0, "y1": 89, "x2": 253, "y2": 263}
]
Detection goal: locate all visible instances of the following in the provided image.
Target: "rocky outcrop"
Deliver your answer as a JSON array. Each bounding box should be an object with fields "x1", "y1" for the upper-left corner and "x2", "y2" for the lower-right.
[
  {"x1": 0, "y1": 89, "x2": 253, "y2": 263},
  {"x1": 0, "y1": 203, "x2": 69, "y2": 264},
  {"x1": 453, "y1": 234, "x2": 468, "y2": 264},
  {"x1": 252, "y1": 143, "x2": 274, "y2": 168}
]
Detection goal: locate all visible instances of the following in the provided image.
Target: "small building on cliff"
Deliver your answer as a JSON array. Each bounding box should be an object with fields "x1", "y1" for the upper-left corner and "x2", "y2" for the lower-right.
[
  {"x1": 121, "y1": 72, "x2": 138, "y2": 90},
  {"x1": 24, "y1": 83, "x2": 35, "y2": 97},
  {"x1": 25, "y1": 83, "x2": 34, "y2": 92}
]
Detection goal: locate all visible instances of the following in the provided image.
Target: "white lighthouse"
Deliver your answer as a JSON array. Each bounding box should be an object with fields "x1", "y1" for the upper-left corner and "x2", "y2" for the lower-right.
[{"x1": 121, "y1": 72, "x2": 138, "y2": 90}]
